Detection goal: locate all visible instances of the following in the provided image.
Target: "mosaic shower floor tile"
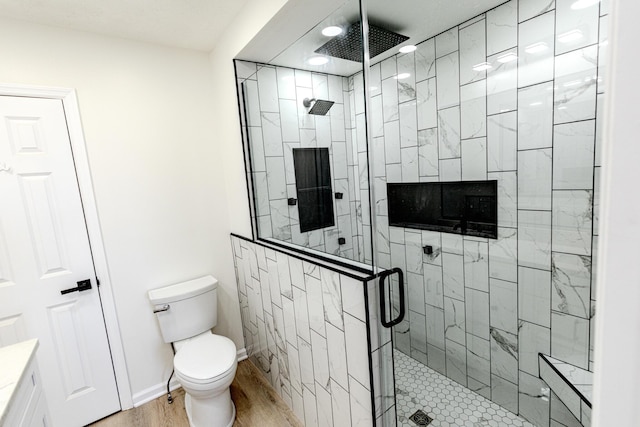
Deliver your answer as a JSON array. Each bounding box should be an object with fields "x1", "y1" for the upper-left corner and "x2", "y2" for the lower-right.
[{"x1": 394, "y1": 350, "x2": 535, "y2": 427}]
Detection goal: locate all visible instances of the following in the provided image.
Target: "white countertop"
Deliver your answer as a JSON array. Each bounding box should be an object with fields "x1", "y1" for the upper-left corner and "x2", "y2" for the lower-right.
[{"x1": 0, "y1": 339, "x2": 39, "y2": 425}]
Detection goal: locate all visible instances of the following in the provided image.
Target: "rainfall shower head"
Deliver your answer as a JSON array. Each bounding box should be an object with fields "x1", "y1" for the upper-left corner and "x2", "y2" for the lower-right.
[
  {"x1": 315, "y1": 21, "x2": 409, "y2": 63},
  {"x1": 303, "y1": 98, "x2": 335, "y2": 115}
]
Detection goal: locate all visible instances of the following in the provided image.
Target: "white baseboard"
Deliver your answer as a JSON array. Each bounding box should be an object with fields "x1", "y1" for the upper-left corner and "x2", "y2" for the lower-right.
[
  {"x1": 132, "y1": 348, "x2": 248, "y2": 407},
  {"x1": 132, "y1": 378, "x2": 181, "y2": 407},
  {"x1": 237, "y1": 347, "x2": 248, "y2": 362}
]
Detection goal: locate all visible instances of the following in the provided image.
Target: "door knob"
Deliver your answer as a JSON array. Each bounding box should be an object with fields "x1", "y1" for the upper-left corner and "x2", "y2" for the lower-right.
[{"x1": 61, "y1": 279, "x2": 92, "y2": 295}]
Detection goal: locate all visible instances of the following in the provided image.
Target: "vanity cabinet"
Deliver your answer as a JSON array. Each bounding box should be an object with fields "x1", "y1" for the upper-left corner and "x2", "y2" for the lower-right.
[{"x1": 0, "y1": 340, "x2": 50, "y2": 427}]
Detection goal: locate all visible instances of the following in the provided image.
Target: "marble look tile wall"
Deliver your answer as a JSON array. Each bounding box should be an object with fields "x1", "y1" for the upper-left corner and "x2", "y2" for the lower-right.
[
  {"x1": 236, "y1": 61, "x2": 365, "y2": 262},
  {"x1": 352, "y1": 0, "x2": 607, "y2": 426},
  {"x1": 230, "y1": 235, "x2": 377, "y2": 427},
  {"x1": 346, "y1": 74, "x2": 372, "y2": 265}
]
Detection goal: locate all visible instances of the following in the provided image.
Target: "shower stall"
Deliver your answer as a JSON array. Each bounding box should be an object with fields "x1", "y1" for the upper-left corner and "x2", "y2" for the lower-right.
[{"x1": 233, "y1": 0, "x2": 605, "y2": 425}]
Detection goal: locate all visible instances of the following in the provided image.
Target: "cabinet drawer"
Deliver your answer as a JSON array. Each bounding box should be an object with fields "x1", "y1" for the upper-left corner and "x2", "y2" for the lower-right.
[
  {"x1": 3, "y1": 361, "x2": 42, "y2": 427},
  {"x1": 26, "y1": 389, "x2": 48, "y2": 427}
]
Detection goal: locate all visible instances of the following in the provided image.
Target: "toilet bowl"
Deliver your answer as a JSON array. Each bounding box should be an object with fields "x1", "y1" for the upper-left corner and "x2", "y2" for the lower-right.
[
  {"x1": 148, "y1": 276, "x2": 237, "y2": 427},
  {"x1": 173, "y1": 333, "x2": 237, "y2": 427}
]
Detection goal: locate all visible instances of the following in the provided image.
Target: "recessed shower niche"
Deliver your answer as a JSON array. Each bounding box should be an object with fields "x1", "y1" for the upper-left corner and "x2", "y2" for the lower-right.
[
  {"x1": 292, "y1": 147, "x2": 335, "y2": 233},
  {"x1": 234, "y1": 0, "x2": 606, "y2": 425},
  {"x1": 387, "y1": 180, "x2": 498, "y2": 239}
]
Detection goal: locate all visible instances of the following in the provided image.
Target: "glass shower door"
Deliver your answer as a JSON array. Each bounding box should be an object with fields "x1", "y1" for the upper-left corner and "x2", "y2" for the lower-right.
[{"x1": 364, "y1": 0, "x2": 604, "y2": 425}]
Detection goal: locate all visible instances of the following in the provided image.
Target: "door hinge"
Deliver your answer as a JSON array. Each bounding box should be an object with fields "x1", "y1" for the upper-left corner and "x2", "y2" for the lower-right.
[{"x1": 96, "y1": 277, "x2": 100, "y2": 288}]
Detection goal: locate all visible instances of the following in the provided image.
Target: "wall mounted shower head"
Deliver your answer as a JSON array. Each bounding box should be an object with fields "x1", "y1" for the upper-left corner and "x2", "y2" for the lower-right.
[{"x1": 303, "y1": 98, "x2": 335, "y2": 115}]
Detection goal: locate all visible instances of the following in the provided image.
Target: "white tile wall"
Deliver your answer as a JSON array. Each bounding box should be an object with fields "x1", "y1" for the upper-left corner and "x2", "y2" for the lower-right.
[
  {"x1": 518, "y1": 11, "x2": 555, "y2": 87},
  {"x1": 459, "y1": 21, "x2": 487, "y2": 85},
  {"x1": 231, "y1": 236, "x2": 376, "y2": 426},
  {"x1": 487, "y1": 0, "x2": 518, "y2": 55}
]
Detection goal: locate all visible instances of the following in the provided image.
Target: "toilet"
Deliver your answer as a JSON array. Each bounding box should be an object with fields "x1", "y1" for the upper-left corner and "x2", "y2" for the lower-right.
[{"x1": 148, "y1": 275, "x2": 237, "y2": 427}]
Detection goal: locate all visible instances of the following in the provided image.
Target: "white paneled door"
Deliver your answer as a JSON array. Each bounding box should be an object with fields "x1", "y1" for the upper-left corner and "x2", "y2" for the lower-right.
[{"x1": 0, "y1": 96, "x2": 120, "y2": 426}]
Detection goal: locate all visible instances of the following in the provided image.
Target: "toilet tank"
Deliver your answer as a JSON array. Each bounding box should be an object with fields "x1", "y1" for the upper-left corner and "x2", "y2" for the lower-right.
[{"x1": 148, "y1": 275, "x2": 218, "y2": 343}]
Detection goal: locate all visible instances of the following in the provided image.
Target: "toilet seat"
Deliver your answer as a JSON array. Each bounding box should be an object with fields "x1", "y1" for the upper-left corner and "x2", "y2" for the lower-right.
[{"x1": 174, "y1": 334, "x2": 236, "y2": 384}]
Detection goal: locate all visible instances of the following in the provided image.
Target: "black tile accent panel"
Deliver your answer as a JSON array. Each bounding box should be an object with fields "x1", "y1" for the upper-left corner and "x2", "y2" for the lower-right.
[{"x1": 293, "y1": 148, "x2": 335, "y2": 233}]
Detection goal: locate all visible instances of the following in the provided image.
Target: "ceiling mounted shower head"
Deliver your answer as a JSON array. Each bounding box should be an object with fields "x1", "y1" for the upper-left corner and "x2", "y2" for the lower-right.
[
  {"x1": 303, "y1": 98, "x2": 335, "y2": 116},
  {"x1": 315, "y1": 21, "x2": 409, "y2": 63}
]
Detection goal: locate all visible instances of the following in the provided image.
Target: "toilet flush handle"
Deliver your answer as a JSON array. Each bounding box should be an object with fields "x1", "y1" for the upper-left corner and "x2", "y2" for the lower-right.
[{"x1": 153, "y1": 304, "x2": 170, "y2": 313}]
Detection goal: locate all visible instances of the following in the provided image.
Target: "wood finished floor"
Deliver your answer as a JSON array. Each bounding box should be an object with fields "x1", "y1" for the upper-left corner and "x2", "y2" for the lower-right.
[{"x1": 90, "y1": 359, "x2": 303, "y2": 427}]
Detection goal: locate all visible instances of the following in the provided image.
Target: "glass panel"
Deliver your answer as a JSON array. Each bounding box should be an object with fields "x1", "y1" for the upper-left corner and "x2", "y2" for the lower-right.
[
  {"x1": 364, "y1": 0, "x2": 604, "y2": 426},
  {"x1": 234, "y1": 0, "x2": 374, "y2": 266}
]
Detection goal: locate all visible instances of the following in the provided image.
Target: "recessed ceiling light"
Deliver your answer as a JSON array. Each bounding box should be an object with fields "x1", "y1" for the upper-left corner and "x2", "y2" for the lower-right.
[
  {"x1": 472, "y1": 62, "x2": 492, "y2": 71},
  {"x1": 497, "y1": 52, "x2": 518, "y2": 63},
  {"x1": 394, "y1": 73, "x2": 411, "y2": 80},
  {"x1": 558, "y1": 29, "x2": 583, "y2": 43},
  {"x1": 322, "y1": 26, "x2": 343, "y2": 37},
  {"x1": 571, "y1": 0, "x2": 600, "y2": 9},
  {"x1": 399, "y1": 45, "x2": 417, "y2": 53},
  {"x1": 525, "y1": 42, "x2": 548, "y2": 54},
  {"x1": 307, "y1": 56, "x2": 329, "y2": 66}
]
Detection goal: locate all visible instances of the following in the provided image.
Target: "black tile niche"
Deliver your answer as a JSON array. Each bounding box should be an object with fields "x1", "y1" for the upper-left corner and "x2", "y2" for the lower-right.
[
  {"x1": 387, "y1": 180, "x2": 498, "y2": 239},
  {"x1": 293, "y1": 148, "x2": 335, "y2": 233}
]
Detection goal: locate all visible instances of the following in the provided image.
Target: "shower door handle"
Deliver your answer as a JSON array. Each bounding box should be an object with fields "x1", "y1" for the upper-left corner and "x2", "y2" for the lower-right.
[{"x1": 379, "y1": 267, "x2": 405, "y2": 328}]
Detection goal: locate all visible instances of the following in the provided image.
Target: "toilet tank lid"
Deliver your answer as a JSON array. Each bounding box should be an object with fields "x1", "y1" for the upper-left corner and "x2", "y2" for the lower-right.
[{"x1": 148, "y1": 275, "x2": 218, "y2": 305}]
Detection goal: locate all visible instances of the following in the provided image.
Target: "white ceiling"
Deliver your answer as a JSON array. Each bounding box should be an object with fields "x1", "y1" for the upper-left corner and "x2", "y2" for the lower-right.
[
  {"x1": 0, "y1": 0, "x2": 509, "y2": 66},
  {"x1": 0, "y1": 0, "x2": 249, "y2": 51},
  {"x1": 238, "y1": 0, "x2": 507, "y2": 76}
]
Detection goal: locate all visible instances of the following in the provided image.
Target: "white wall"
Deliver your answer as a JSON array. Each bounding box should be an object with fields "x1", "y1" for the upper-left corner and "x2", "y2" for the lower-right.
[
  {"x1": 0, "y1": 17, "x2": 242, "y2": 402},
  {"x1": 209, "y1": 0, "x2": 289, "y2": 238},
  {"x1": 592, "y1": 0, "x2": 640, "y2": 425}
]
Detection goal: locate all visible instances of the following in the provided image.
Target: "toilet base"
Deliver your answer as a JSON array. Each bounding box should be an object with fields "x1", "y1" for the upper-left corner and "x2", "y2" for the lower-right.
[{"x1": 185, "y1": 390, "x2": 236, "y2": 427}]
